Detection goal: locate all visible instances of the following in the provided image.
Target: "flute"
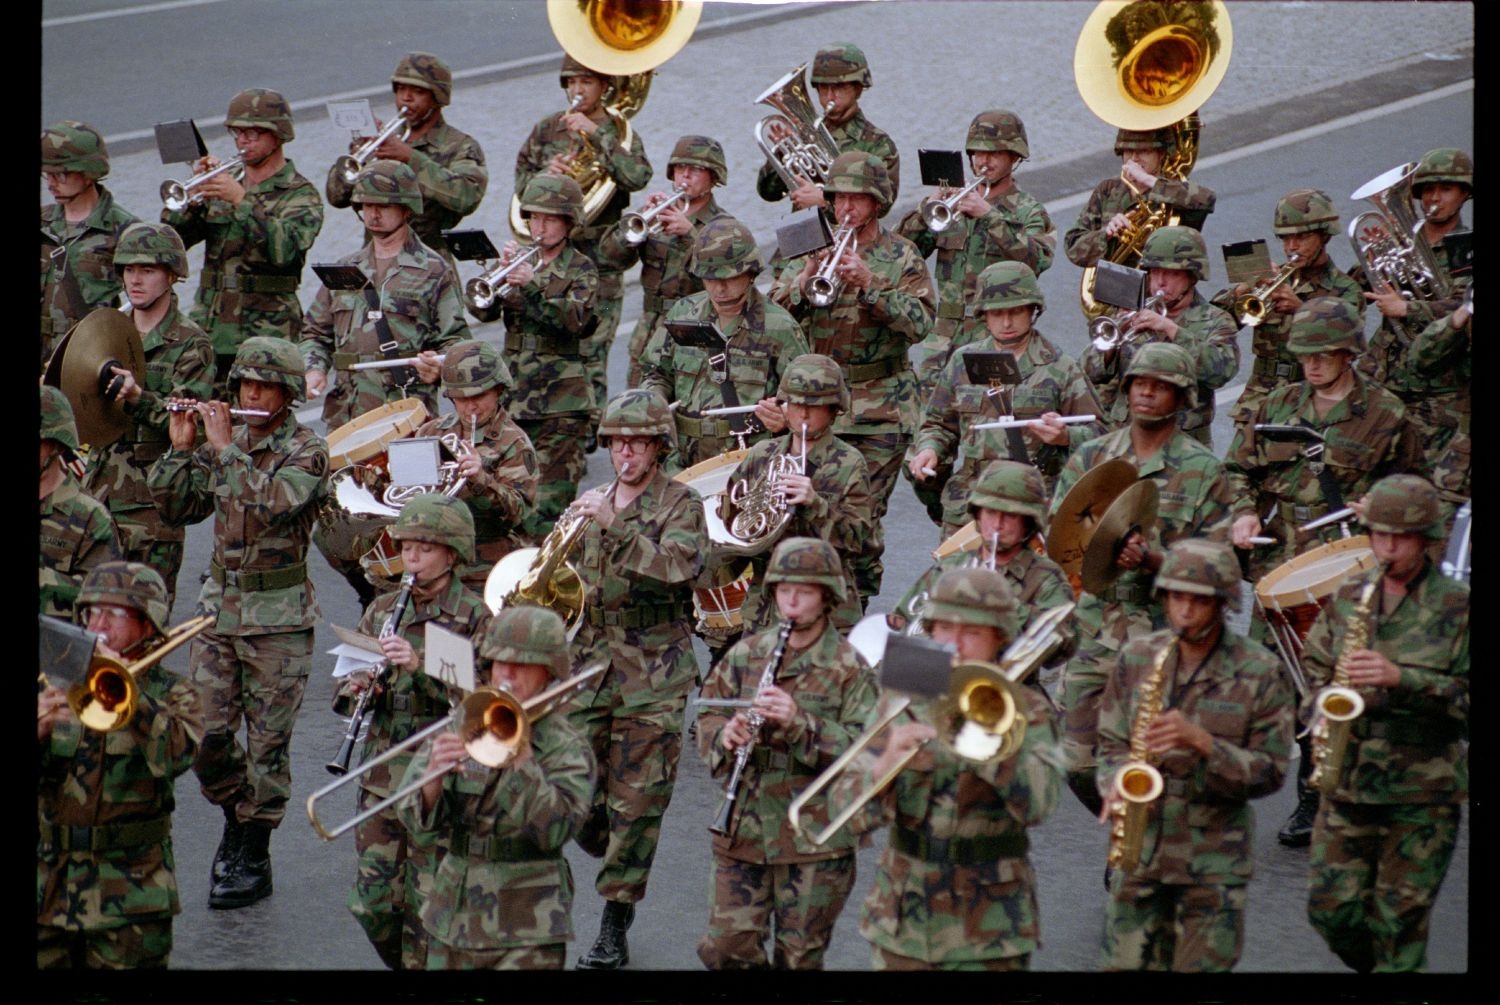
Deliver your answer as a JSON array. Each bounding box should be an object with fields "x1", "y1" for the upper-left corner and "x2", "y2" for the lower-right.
[
  {"x1": 165, "y1": 402, "x2": 272, "y2": 418},
  {"x1": 971, "y1": 414, "x2": 1098, "y2": 431},
  {"x1": 348, "y1": 354, "x2": 448, "y2": 372}
]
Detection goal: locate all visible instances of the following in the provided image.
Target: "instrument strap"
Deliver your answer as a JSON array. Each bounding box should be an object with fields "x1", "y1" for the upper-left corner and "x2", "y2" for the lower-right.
[
  {"x1": 709, "y1": 353, "x2": 751, "y2": 437},
  {"x1": 984, "y1": 384, "x2": 1030, "y2": 463},
  {"x1": 44, "y1": 228, "x2": 91, "y2": 323},
  {"x1": 359, "y1": 281, "x2": 415, "y2": 387},
  {"x1": 1296, "y1": 419, "x2": 1347, "y2": 513}
]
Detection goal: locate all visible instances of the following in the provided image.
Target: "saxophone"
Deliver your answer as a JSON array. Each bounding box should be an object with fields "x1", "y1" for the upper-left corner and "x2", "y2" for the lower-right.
[
  {"x1": 1107, "y1": 638, "x2": 1172, "y2": 872},
  {"x1": 1307, "y1": 579, "x2": 1377, "y2": 794}
]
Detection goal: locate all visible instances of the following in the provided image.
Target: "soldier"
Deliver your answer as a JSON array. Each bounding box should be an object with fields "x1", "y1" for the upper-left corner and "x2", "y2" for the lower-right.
[
  {"x1": 471, "y1": 175, "x2": 598, "y2": 536},
  {"x1": 909, "y1": 261, "x2": 1104, "y2": 536},
  {"x1": 1096, "y1": 540, "x2": 1293, "y2": 972},
  {"x1": 325, "y1": 51, "x2": 488, "y2": 263},
  {"x1": 148, "y1": 336, "x2": 328, "y2": 910},
  {"x1": 337, "y1": 493, "x2": 489, "y2": 971},
  {"x1": 1082, "y1": 225, "x2": 1239, "y2": 448},
  {"x1": 1303, "y1": 475, "x2": 1468, "y2": 973},
  {"x1": 695, "y1": 537, "x2": 879, "y2": 970},
  {"x1": 1217, "y1": 190, "x2": 1364, "y2": 420},
  {"x1": 896, "y1": 109, "x2": 1055, "y2": 393},
  {"x1": 398, "y1": 606, "x2": 595, "y2": 970},
  {"x1": 412, "y1": 340, "x2": 538, "y2": 592},
  {"x1": 770, "y1": 150, "x2": 932, "y2": 597},
  {"x1": 81, "y1": 222, "x2": 214, "y2": 610},
  {"x1": 1409, "y1": 299, "x2": 1470, "y2": 537},
  {"x1": 719, "y1": 354, "x2": 875, "y2": 636},
  {"x1": 755, "y1": 42, "x2": 900, "y2": 210},
  {"x1": 565, "y1": 390, "x2": 707, "y2": 969},
  {"x1": 1051, "y1": 343, "x2": 1235, "y2": 816},
  {"x1": 595, "y1": 134, "x2": 732, "y2": 388},
  {"x1": 163, "y1": 88, "x2": 323, "y2": 392},
  {"x1": 41, "y1": 120, "x2": 138, "y2": 369},
  {"x1": 642, "y1": 218, "x2": 806, "y2": 469},
  {"x1": 38, "y1": 562, "x2": 202, "y2": 969},
  {"x1": 839, "y1": 568, "x2": 1062, "y2": 970},
  {"x1": 40, "y1": 385, "x2": 120, "y2": 620},
  {"x1": 515, "y1": 55, "x2": 653, "y2": 438}
]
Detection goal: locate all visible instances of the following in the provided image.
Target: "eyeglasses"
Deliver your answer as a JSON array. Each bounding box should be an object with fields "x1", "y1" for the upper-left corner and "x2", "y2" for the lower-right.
[
  {"x1": 83, "y1": 605, "x2": 140, "y2": 624},
  {"x1": 228, "y1": 127, "x2": 268, "y2": 141},
  {"x1": 610, "y1": 436, "x2": 657, "y2": 453}
]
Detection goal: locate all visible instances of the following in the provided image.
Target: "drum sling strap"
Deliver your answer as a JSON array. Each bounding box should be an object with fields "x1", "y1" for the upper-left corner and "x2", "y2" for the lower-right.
[
  {"x1": 1298, "y1": 419, "x2": 1347, "y2": 515},
  {"x1": 985, "y1": 384, "x2": 1030, "y2": 463},
  {"x1": 43, "y1": 227, "x2": 90, "y2": 324},
  {"x1": 707, "y1": 322, "x2": 762, "y2": 442},
  {"x1": 360, "y1": 281, "x2": 416, "y2": 388}
]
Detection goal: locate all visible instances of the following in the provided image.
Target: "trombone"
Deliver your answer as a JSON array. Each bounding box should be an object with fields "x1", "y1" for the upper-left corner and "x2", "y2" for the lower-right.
[
  {"x1": 42, "y1": 615, "x2": 214, "y2": 733},
  {"x1": 306, "y1": 662, "x2": 606, "y2": 841},
  {"x1": 464, "y1": 245, "x2": 542, "y2": 311},
  {"x1": 1233, "y1": 252, "x2": 1302, "y2": 327},
  {"x1": 805, "y1": 223, "x2": 857, "y2": 308},
  {"x1": 160, "y1": 156, "x2": 245, "y2": 212},
  {"x1": 920, "y1": 177, "x2": 988, "y2": 233},
  {"x1": 333, "y1": 107, "x2": 413, "y2": 185},
  {"x1": 621, "y1": 187, "x2": 689, "y2": 245}
]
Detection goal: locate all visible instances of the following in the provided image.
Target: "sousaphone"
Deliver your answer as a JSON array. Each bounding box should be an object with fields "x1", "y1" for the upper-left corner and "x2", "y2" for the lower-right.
[{"x1": 43, "y1": 308, "x2": 146, "y2": 448}]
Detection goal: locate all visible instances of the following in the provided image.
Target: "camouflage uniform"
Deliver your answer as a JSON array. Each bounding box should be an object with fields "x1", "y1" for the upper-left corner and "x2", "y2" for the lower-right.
[
  {"x1": 39, "y1": 386, "x2": 121, "y2": 620},
  {"x1": 40, "y1": 121, "x2": 138, "y2": 369},
  {"x1": 1304, "y1": 476, "x2": 1468, "y2": 973},
  {"x1": 81, "y1": 223, "x2": 215, "y2": 609},
  {"x1": 642, "y1": 219, "x2": 810, "y2": 469},
  {"x1": 695, "y1": 538, "x2": 879, "y2": 969},
  {"x1": 397, "y1": 607, "x2": 595, "y2": 970},
  {"x1": 1408, "y1": 306, "x2": 1470, "y2": 530},
  {"x1": 324, "y1": 53, "x2": 488, "y2": 262},
  {"x1": 163, "y1": 89, "x2": 324, "y2": 389},
  {"x1": 37, "y1": 563, "x2": 202, "y2": 970},
  {"x1": 1082, "y1": 226, "x2": 1239, "y2": 447}
]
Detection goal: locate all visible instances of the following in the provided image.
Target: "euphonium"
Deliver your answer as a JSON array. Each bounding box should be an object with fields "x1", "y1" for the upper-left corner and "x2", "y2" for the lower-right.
[
  {"x1": 1307, "y1": 579, "x2": 1377, "y2": 794},
  {"x1": 1089, "y1": 292, "x2": 1166, "y2": 351},
  {"x1": 1107, "y1": 638, "x2": 1172, "y2": 872},
  {"x1": 805, "y1": 223, "x2": 857, "y2": 308},
  {"x1": 754, "y1": 62, "x2": 840, "y2": 190},
  {"x1": 464, "y1": 245, "x2": 541, "y2": 310},
  {"x1": 1347, "y1": 162, "x2": 1451, "y2": 304},
  {"x1": 1233, "y1": 252, "x2": 1302, "y2": 327}
]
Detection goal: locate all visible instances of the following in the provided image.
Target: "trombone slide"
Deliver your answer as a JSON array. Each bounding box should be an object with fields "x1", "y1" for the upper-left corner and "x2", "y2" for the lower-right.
[{"x1": 787, "y1": 696, "x2": 916, "y2": 846}]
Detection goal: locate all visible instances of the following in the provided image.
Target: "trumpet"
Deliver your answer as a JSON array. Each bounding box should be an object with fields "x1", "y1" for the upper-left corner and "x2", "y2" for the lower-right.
[
  {"x1": 621, "y1": 187, "x2": 689, "y2": 245},
  {"x1": 333, "y1": 108, "x2": 413, "y2": 185},
  {"x1": 160, "y1": 156, "x2": 244, "y2": 212},
  {"x1": 44, "y1": 615, "x2": 213, "y2": 733},
  {"x1": 805, "y1": 224, "x2": 858, "y2": 308},
  {"x1": 920, "y1": 177, "x2": 988, "y2": 233},
  {"x1": 1089, "y1": 292, "x2": 1166, "y2": 351},
  {"x1": 165, "y1": 400, "x2": 271, "y2": 418},
  {"x1": 464, "y1": 245, "x2": 542, "y2": 311},
  {"x1": 1233, "y1": 253, "x2": 1302, "y2": 327}
]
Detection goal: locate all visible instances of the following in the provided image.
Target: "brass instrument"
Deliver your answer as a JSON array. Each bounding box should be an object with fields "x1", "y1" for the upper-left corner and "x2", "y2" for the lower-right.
[
  {"x1": 327, "y1": 571, "x2": 416, "y2": 776},
  {"x1": 621, "y1": 186, "x2": 689, "y2": 245},
  {"x1": 722, "y1": 424, "x2": 806, "y2": 556},
  {"x1": 334, "y1": 108, "x2": 413, "y2": 185},
  {"x1": 805, "y1": 224, "x2": 858, "y2": 308},
  {"x1": 1308, "y1": 578, "x2": 1377, "y2": 794},
  {"x1": 1348, "y1": 162, "x2": 1452, "y2": 303},
  {"x1": 464, "y1": 245, "x2": 541, "y2": 311},
  {"x1": 920, "y1": 177, "x2": 988, "y2": 233},
  {"x1": 51, "y1": 615, "x2": 214, "y2": 733},
  {"x1": 709, "y1": 620, "x2": 794, "y2": 836},
  {"x1": 1233, "y1": 252, "x2": 1302, "y2": 327},
  {"x1": 160, "y1": 155, "x2": 245, "y2": 212},
  {"x1": 754, "y1": 62, "x2": 841, "y2": 190},
  {"x1": 1106, "y1": 637, "x2": 1172, "y2": 873},
  {"x1": 381, "y1": 422, "x2": 475, "y2": 508},
  {"x1": 1089, "y1": 292, "x2": 1166, "y2": 351}
]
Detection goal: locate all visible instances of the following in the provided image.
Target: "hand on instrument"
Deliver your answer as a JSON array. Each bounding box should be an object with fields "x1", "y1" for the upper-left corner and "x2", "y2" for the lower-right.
[
  {"x1": 165, "y1": 398, "x2": 200, "y2": 450},
  {"x1": 753, "y1": 683, "x2": 798, "y2": 728},
  {"x1": 787, "y1": 173, "x2": 825, "y2": 211},
  {"x1": 373, "y1": 128, "x2": 412, "y2": 164},
  {"x1": 764, "y1": 119, "x2": 793, "y2": 146},
  {"x1": 1145, "y1": 709, "x2": 1213, "y2": 760},
  {"x1": 1115, "y1": 530, "x2": 1151, "y2": 572},
  {"x1": 200, "y1": 400, "x2": 233, "y2": 452},
  {"x1": 885, "y1": 612, "x2": 908, "y2": 632},
  {"x1": 561, "y1": 110, "x2": 598, "y2": 136},
  {"x1": 196, "y1": 164, "x2": 245, "y2": 208},
  {"x1": 1348, "y1": 496, "x2": 1369, "y2": 523},
  {"x1": 571, "y1": 484, "x2": 615, "y2": 531},
  {"x1": 908, "y1": 448, "x2": 940, "y2": 483},
  {"x1": 379, "y1": 634, "x2": 418, "y2": 671},
  {"x1": 1121, "y1": 160, "x2": 1158, "y2": 192},
  {"x1": 344, "y1": 669, "x2": 380, "y2": 697},
  {"x1": 1268, "y1": 283, "x2": 1302, "y2": 314},
  {"x1": 454, "y1": 440, "x2": 483, "y2": 480},
  {"x1": 655, "y1": 201, "x2": 693, "y2": 238},
  {"x1": 755, "y1": 396, "x2": 787, "y2": 434},
  {"x1": 413, "y1": 350, "x2": 443, "y2": 384},
  {"x1": 1342, "y1": 648, "x2": 1401, "y2": 689},
  {"x1": 1026, "y1": 411, "x2": 1071, "y2": 446},
  {"x1": 873, "y1": 721, "x2": 935, "y2": 777},
  {"x1": 546, "y1": 152, "x2": 575, "y2": 177},
  {"x1": 306, "y1": 370, "x2": 327, "y2": 398},
  {"x1": 500, "y1": 241, "x2": 536, "y2": 290},
  {"x1": 428, "y1": 732, "x2": 470, "y2": 777},
  {"x1": 1103, "y1": 212, "x2": 1134, "y2": 238},
  {"x1": 1231, "y1": 514, "x2": 1263, "y2": 550},
  {"x1": 1128, "y1": 307, "x2": 1178, "y2": 340},
  {"x1": 721, "y1": 712, "x2": 756, "y2": 751},
  {"x1": 777, "y1": 470, "x2": 814, "y2": 506},
  {"x1": 105, "y1": 365, "x2": 141, "y2": 407},
  {"x1": 38, "y1": 685, "x2": 72, "y2": 742},
  {"x1": 834, "y1": 249, "x2": 875, "y2": 291},
  {"x1": 956, "y1": 186, "x2": 992, "y2": 219},
  {"x1": 1364, "y1": 281, "x2": 1409, "y2": 319}
]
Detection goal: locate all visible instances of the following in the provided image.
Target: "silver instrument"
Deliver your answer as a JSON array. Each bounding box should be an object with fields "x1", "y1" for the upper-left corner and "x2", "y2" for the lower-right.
[
  {"x1": 464, "y1": 245, "x2": 542, "y2": 311},
  {"x1": 1348, "y1": 162, "x2": 1451, "y2": 303},
  {"x1": 165, "y1": 401, "x2": 270, "y2": 418},
  {"x1": 805, "y1": 223, "x2": 857, "y2": 308},
  {"x1": 920, "y1": 177, "x2": 988, "y2": 233},
  {"x1": 621, "y1": 187, "x2": 689, "y2": 245},
  {"x1": 1090, "y1": 292, "x2": 1166, "y2": 351},
  {"x1": 333, "y1": 108, "x2": 413, "y2": 185},
  {"x1": 754, "y1": 62, "x2": 840, "y2": 191},
  {"x1": 971, "y1": 414, "x2": 1097, "y2": 432},
  {"x1": 160, "y1": 156, "x2": 244, "y2": 212}
]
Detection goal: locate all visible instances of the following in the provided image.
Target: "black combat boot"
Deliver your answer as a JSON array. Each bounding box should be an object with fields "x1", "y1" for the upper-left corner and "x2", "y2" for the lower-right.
[
  {"x1": 576, "y1": 900, "x2": 634, "y2": 969},
  {"x1": 211, "y1": 805, "x2": 243, "y2": 884},
  {"x1": 210, "y1": 821, "x2": 274, "y2": 909},
  {"x1": 1278, "y1": 777, "x2": 1320, "y2": 847}
]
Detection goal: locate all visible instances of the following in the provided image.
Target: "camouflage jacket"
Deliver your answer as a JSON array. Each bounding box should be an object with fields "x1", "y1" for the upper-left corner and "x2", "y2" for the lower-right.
[
  {"x1": 696, "y1": 620, "x2": 878, "y2": 862},
  {"x1": 300, "y1": 229, "x2": 470, "y2": 428},
  {"x1": 39, "y1": 477, "x2": 121, "y2": 620},
  {"x1": 398, "y1": 711, "x2": 594, "y2": 950},
  {"x1": 148, "y1": 415, "x2": 328, "y2": 633},
  {"x1": 164, "y1": 160, "x2": 323, "y2": 354},
  {"x1": 1409, "y1": 306, "x2": 1472, "y2": 402},
  {"x1": 81, "y1": 296, "x2": 215, "y2": 548},
  {"x1": 1301, "y1": 562, "x2": 1469, "y2": 805},
  {"x1": 1096, "y1": 628, "x2": 1293, "y2": 885},
  {"x1": 725, "y1": 428, "x2": 875, "y2": 631},
  {"x1": 594, "y1": 196, "x2": 728, "y2": 316},
  {"x1": 845, "y1": 687, "x2": 1062, "y2": 964},
  {"x1": 1063, "y1": 175, "x2": 1216, "y2": 267},
  {"x1": 757, "y1": 108, "x2": 901, "y2": 205},
  {"x1": 415, "y1": 409, "x2": 538, "y2": 569},
  {"x1": 1352, "y1": 222, "x2": 1472, "y2": 387},
  {"x1": 1083, "y1": 293, "x2": 1240, "y2": 434},
  {"x1": 769, "y1": 226, "x2": 934, "y2": 436},
  {"x1": 40, "y1": 185, "x2": 138, "y2": 365},
  {"x1": 642, "y1": 289, "x2": 810, "y2": 467},
  {"x1": 38, "y1": 660, "x2": 201, "y2": 929},
  {"x1": 325, "y1": 117, "x2": 488, "y2": 259}
]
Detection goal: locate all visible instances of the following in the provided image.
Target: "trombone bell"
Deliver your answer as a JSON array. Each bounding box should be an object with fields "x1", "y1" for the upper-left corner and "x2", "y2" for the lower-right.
[{"x1": 70, "y1": 657, "x2": 138, "y2": 733}]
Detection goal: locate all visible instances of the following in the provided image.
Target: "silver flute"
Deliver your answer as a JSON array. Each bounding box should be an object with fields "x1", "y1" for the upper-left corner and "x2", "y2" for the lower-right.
[{"x1": 166, "y1": 401, "x2": 271, "y2": 418}]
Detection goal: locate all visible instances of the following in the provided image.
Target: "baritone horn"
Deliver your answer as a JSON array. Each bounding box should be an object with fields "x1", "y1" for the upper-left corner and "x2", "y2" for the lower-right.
[
  {"x1": 160, "y1": 156, "x2": 245, "y2": 212},
  {"x1": 1348, "y1": 162, "x2": 1452, "y2": 303},
  {"x1": 754, "y1": 62, "x2": 841, "y2": 190},
  {"x1": 334, "y1": 108, "x2": 413, "y2": 184}
]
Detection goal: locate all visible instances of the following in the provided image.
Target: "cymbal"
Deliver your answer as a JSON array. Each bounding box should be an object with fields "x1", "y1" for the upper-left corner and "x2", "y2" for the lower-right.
[
  {"x1": 1046, "y1": 457, "x2": 1138, "y2": 576},
  {"x1": 1080, "y1": 480, "x2": 1160, "y2": 595},
  {"x1": 44, "y1": 309, "x2": 144, "y2": 449}
]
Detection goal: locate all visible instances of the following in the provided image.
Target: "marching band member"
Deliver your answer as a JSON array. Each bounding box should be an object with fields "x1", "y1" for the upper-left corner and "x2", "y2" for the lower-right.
[
  {"x1": 1408, "y1": 296, "x2": 1471, "y2": 540},
  {"x1": 40, "y1": 386, "x2": 121, "y2": 621}
]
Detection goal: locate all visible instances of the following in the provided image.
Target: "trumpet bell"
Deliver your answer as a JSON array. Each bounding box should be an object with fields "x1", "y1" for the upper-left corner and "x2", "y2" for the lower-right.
[
  {"x1": 547, "y1": 0, "x2": 702, "y2": 76},
  {"x1": 1074, "y1": 1, "x2": 1233, "y2": 130}
]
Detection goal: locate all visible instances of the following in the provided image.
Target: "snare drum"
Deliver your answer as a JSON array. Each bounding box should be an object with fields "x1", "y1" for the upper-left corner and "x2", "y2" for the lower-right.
[
  {"x1": 326, "y1": 398, "x2": 429, "y2": 469},
  {"x1": 673, "y1": 449, "x2": 753, "y2": 636},
  {"x1": 319, "y1": 400, "x2": 430, "y2": 562},
  {"x1": 1255, "y1": 535, "x2": 1377, "y2": 692}
]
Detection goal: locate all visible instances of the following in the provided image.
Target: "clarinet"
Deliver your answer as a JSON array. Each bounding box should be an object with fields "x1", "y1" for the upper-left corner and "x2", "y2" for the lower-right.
[
  {"x1": 708, "y1": 619, "x2": 795, "y2": 836},
  {"x1": 327, "y1": 571, "x2": 417, "y2": 776}
]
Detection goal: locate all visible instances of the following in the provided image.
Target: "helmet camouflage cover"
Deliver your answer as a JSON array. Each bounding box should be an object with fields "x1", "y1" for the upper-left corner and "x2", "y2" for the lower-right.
[
  {"x1": 968, "y1": 459, "x2": 1047, "y2": 525},
  {"x1": 230, "y1": 336, "x2": 306, "y2": 400},
  {"x1": 41, "y1": 120, "x2": 109, "y2": 178},
  {"x1": 519, "y1": 174, "x2": 583, "y2": 221},
  {"x1": 392, "y1": 51, "x2": 453, "y2": 106},
  {"x1": 1122, "y1": 341, "x2": 1197, "y2": 411},
  {"x1": 351, "y1": 159, "x2": 423, "y2": 214},
  {"x1": 966, "y1": 109, "x2": 1029, "y2": 159},
  {"x1": 764, "y1": 536, "x2": 847, "y2": 603},
  {"x1": 1412, "y1": 147, "x2": 1473, "y2": 194},
  {"x1": 668, "y1": 134, "x2": 728, "y2": 187},
  {"x1": 1113, "y1": 127, "x2": 1170, "y2": 153},
  {"x1": 77, "y1": 561, "x2": 170, "y2": 636},
  {"x1": 598, "y1": 388, "x2": 676, "y2": 451},
  {"x1": 1138, "y1": 225, "x2": 1209, "y2": 281},
  {"x1": 1286, "y1": 296, "x2": 1363, "y2": 355},
  {"x1": 690, "y1": 217, "x2": 763, "y2": 279},
  {"x1": 40, "y1": 385, "x2": 81, "y2": 456},
  {"x1": 389, "y1": 492, "x2": 476, "y2": 564},
  {"x1": 823, "y1": 150, "x2": 893, "y2": 215},
  {"x1": 1362, "y1": 473, "x2": 1444, "y2": 540},
  {"x1": 779, "y1": 353, "x2": 850, "y2": 414},
  {"x1": 811, "y1": 42, "x2": 872, "y2": 87},
  {"x1": 559, "y1": 54, "x2": 612, "y2": 88},
  {"x1": 479, "y1": 605, "x2": 570, "y2": 679},
  {"x1": 922, "y1": 566, "x2": 1019, "y2": 641},
  {"x1": 1273, "y1": 188, "x2": 1339, "y2": 236},
  {"x1": 974, "y1": 261, "x2": 1045, "y2": 313},
  {"x1": 1154, "y1": 539, "x2": 1241, "y2": 610},
  {"x1": 442, "y1": 339, "x2": 512, "y2": 396},
  {"x1": 114, "y1": 222, "x2": 189, "y2": 280},
  {"x1": 224, "y1": 87, "x2": 295, "y2": 143}
]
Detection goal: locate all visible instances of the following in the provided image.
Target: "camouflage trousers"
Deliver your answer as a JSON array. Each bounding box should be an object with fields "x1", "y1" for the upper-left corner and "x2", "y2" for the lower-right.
[
  {"x1": 583, "y1": 277, "x2": 624, "y2": 427},
  {"x1": 840, "y1": 431, "x2": 902, "y2": 598},
  {"x1": 567, "y1": 690, "x2": 686, "y2": 902},
  {"x1": 37, "y1": 919, "x2": 172, "y2": 969},
  {"x1": 425, "y1": 941, "x2": 565, "y2": 970},
  {"x1": 1102, "y1": 875, "x2": 1249, "y2": 972},
  {"x1": 190, "y1": 629, "x2": 313, "y2": 827},
  {"x1": 696, "y1": 854, "x2": 856, "y2": 970},
  {"x1": 518, "y1": 416, "x2": 590, "y2": 538},
  {"x1": 1307, "y1": 799, "x2": 1461, "y2": 973},
  {"x1": 348, "y1": 787, "x2": 432, "y2": 971},
  {"x1": 872, "y1": 946, "x2": 1029, "y2": 971}
]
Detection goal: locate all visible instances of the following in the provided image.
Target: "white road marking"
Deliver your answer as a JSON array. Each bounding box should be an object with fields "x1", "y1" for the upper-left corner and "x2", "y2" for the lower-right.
[{"x1": 43, "y1": 0, "x2": 234, "y2": 29}]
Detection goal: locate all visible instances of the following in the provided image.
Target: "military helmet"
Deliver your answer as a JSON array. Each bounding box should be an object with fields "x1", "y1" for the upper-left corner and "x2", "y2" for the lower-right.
[
  {"x1": 598, "y1": 388, "x2": 676, "y2": 451},
  {"x1": 113, "y1": 222, "x2": 190, "y2": 280},
  {"x1": 351, "y1": 159, "x2": 423, "y2": 214},
  {"x1": 764, "y1": 536, "x2": 847, "y2": 603},
  {"x1": 1113, "y1": 127, "x2": 1170, "y2": 154},
  {"x1": 224, "y1": 88, "x2": 295, "y2": 143},
  {"x1": 922, "y1": 567, "x2": 1019, "y2": 641},
  {"x1": 229, "y1": 336, "x2": 306, "y2": 400},
  {"x1": 1273, "y1": 188, "x2": 1340, "y2": 237},
  {"x1": 974, "y1": 261, "x2": 1045, "y2": 313},
  {"x1": 1362, "y1": 474, "x2": 1444, "y2": 540},
  {"x1": 811, "y1": 42, "x2": 872, "y2": 87},
  {"x1": 1286, "y1": 296, "x2": 1363, "y2": 355},
  {"x1": 690, "y1": 217, "x2": 763, "y2": 279},
  {"x1": 479, "y1": 605, "x2": 570, "y2": 679},
  {"x1": 823, "y1": 151, "x2": 893, "y2": 215},
  {"x1": 392, "y1": 51, "x2": 453, "y2": 106},
  {"x1": 667, "y1": 134, "x2": 728, "y2": 187},
  {"x1": 40, "y1": 385, "x2": 81, "y2": 456},
  {"x1": 1412, "y1": 147, "x2": 1473, "y2": 194},
  {"x1": 966, "y1": 109, "x2": 1029, "y2": 159},
  {"x1": 41, "y1": 120, "x2": 109, "y2": 178},
  {"x1": 519, "y1": 174, "x2": 584, "y2": 221},
  {"x1": 968, "y1": 459, "x2": 1047, "y2": 526},
  {"x1": 559, "y1": 54, "x2": 611, "y2": 87},
  {"x1": 1122, "y1": 342, "x2": 1197, "y2": 411},
  {"x1": 779, "y1": 353, "x2": 850, "y2": 414},
  {"x1": 1138, "y1": 225, "x2": 1210, "y2": 281},
  {"x1": 441, "y1": 339, "x2": 512, "y2": 397},
  {"x1": 1154, "y1": 539, "x2": 1241, "y2": 610},
  {"x1": 77, "y1": 561, "x2": 170, "y2": 636},
  {"x1": 388, "y1": 492, "x2": 476, "y2": 564}
]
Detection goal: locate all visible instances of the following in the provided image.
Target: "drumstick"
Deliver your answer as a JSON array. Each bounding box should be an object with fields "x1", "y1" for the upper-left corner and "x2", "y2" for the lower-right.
[
  {"x1": 1299, "y1": 507, "x2": 1356, "y2": 533},
  {"x1": 1247, "y1": 536, "x2": 1276, "y2": 547},
  {"x1": 349, "y1": 354, "x2": 448, "y2": 371},
  {"x1": 701, "y1": 404, "x2": 761, "y2": 417},
  {"x1": 971, "y1": 415, "x2": 1097, "y2": 431}
]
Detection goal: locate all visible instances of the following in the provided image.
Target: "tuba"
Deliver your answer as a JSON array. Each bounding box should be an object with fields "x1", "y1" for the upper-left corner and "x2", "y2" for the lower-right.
[
  {"x1": 1307, "y1": 579, "x2": 1377, "y2": 794},
  {"x1": 754, "y1": 62, "x2": 841, "y2": 191},
  {"x1": 1348, "y1": 162, "x2": 1452, "y2": 304}
]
